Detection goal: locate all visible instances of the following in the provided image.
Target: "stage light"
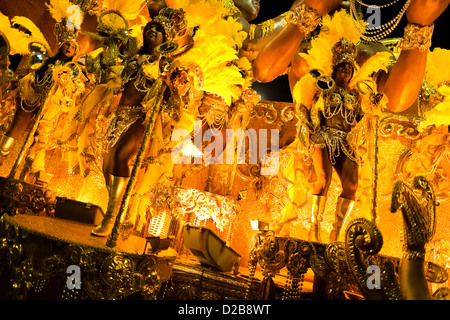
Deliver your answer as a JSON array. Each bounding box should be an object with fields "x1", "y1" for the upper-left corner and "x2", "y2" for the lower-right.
[{"x1": 144, "y1": 236, "x2": 174, "y2": 254}]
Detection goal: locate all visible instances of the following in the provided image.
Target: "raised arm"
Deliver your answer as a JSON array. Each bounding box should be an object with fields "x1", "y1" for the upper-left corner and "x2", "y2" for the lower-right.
[
  {"x1": 380, "y1": 0, "x2": 450, "y2": 113},
  {"x1": 252, "y1": 0, "x2": 343, "y2": 83}
]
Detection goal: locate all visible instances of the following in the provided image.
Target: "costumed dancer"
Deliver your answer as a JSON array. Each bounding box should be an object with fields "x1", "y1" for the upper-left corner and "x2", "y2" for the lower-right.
[
  {"x1": 91, "y1": 7, "x2": 197, "y2": 237},
  {"x1": 58, "y1": 1, "x2": 147, "y2": 177},
  {"x1": 252, "y1": 0, "x2": 449, "y2": 242},
  {"x1": 169, "y1": 0, "x2": 257, "y2": 195},
  {"x1": 0, "y1": 3, "x2": 87, "y2": 180},
  {"x1": 0, "y1": 12, "x2": 52, "y2": 162},
  {"x1": 24, "y1": 0, "x2": 88, "y2": 180}
]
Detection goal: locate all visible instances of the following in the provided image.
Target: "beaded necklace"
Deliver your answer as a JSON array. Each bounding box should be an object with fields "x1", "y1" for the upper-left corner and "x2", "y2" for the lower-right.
[{"x1": 349, "y1": 0, "x2": 411, "y2": 41}]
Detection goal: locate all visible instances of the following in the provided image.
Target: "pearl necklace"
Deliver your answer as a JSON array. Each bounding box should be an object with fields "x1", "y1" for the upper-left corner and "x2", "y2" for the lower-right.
[{"x1": 350, "y1": 0, "x2": 411, "y2": 42}]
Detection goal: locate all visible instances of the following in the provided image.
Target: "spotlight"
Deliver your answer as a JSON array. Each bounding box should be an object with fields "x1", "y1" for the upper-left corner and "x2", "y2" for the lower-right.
[{"x1": 144, "y1": 236, "x2": 174, "y2": 254}]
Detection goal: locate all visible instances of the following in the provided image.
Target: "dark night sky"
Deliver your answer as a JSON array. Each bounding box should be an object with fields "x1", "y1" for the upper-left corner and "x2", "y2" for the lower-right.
[{"x1": 250, "y1": 1, "x2": 450, "y2": 103}]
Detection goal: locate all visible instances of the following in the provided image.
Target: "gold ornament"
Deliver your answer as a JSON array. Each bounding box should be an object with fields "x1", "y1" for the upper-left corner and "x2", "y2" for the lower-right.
[
  {"x1": 285, "y1": 3, "x2": 321, "y2": 35},
  {"x1": 54, "y1": 18, "x2": 79, "y2": 48},
  {"x1": 398, "y1": 23, "x2": 434, "y2": 53},
  {"x1": 331, "y1": 38, "x2": 357, "y2": 70},
  {"x1": 153, "y1": 7, "x2": 190, "y2": 42}
]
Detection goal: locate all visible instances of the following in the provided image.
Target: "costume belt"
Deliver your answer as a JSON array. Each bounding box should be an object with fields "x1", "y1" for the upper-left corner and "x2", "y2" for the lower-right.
[{"x1": 314, "y1": 126, "x2": 357, "y2": 164}]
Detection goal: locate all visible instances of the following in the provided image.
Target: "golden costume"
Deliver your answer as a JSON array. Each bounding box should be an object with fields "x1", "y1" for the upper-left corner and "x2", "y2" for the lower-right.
[
  {"x1": 278, "y1": 9, "x2": 392, "y2": 241},
  {"x1": 0, "y1": 12, "x2": 52, "y2": 154},
  {"x1": 0, "y1": 0, "x2": 88, "y2": 179}
]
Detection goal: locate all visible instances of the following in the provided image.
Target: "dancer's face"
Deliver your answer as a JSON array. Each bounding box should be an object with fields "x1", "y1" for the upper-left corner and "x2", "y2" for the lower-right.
[
  {"x1": 334, "y1": 62, "x2": 353, "y2": 86},
  {"x1": 144, "y1": 23, "x2": 165, "y2": 51},
  {"x1": 60, "y1": 41, "x2": 77, "y2": 60}
]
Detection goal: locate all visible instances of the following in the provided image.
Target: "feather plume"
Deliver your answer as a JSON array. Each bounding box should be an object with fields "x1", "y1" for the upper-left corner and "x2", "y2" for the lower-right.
[
  {"x1": 176, "y1": 33, "x2": 246, "y2": 105},
  {"x1": 101, "y1": 0, "x2": 148, "y2": 21},
  {"x1": 349, "y1": 51, "x2": 392, "y2": 89},
  {"x1": 0, "y1": 13, "x2": 38, "y2": 55},
  {"x1": 171, "y1": 0, "x2": 227, "y2": 29},
  {"x1": 426, "y1": 48, "x2": 450, "y2": 88},
  {"x1": 170, "y1": 0, "x2": 249, "y2": 104},
  {"x1": 299, "y1": 9, "x2": 364, "y2": 75},
  {"x1": 292, "y1": 73, "x2": 317, "y2": 108},
  {"x1": 321, "y1": 9, "x2": 362, "y2": 47},
  {"x1": 10, "y1": 16, "x2": 51, "y2": 52},
  {"x1": 46, "y1": 0, "x2": 75, "y2": 22},
  {"x1": 171, "y1": 0, "x2": 246, "y2": 47}
]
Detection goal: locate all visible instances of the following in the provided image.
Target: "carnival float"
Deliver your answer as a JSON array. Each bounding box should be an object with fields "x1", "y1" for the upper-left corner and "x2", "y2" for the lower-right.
[{"x1": 0, "y1": 0, "x2": 449, "y2": 300}]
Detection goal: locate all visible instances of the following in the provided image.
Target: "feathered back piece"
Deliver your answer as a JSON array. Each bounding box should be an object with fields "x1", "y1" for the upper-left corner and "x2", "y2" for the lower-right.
[
  {"x1": 46, "y1": 0, "x2": 78, "y2": 23},
  {"x1": 101, "y1": 0, "x2": 148, "y2": 21},
  {"x1": 299, "y1": 9, "x2": 362, "y2": 76},
  {"x1": 0, "y1": 12, "x2": 50, "y2": 55},
  {"x1": 426, "y1": 48, "x2": 450, "y2": 88},
  {"x1": 171, "y1": 0, "x2": 250, "y2": 105},
  {"x1": 172, "y1": 0, "x2": 247, "y2": 47}
]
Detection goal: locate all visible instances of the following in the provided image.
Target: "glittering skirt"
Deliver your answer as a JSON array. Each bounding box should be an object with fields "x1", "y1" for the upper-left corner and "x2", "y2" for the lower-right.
[{"x1": 314, "y1": 126, "x2": 358, "y2": 164}]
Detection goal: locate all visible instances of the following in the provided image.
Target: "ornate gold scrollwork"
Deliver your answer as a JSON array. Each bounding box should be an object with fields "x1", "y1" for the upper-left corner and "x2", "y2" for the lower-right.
[
  {"x1": 0, "y1": 216, "x2": 170, "y2": 300},
  {"x1": 378, "y1": 115, "x2": 422, "y2": 143}
]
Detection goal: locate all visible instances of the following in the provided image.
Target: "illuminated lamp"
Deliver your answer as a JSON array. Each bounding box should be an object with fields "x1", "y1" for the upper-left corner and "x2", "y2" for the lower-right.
[{"x1": 183, "y1": 224, "x2": 240, "y2": 272}]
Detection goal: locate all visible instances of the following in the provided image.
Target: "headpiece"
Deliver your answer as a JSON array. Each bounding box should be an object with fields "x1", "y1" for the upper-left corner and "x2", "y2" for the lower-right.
[
  {"x1": 331, "y1": 38, "x2": 357, "y2": 71},
  {"x1": 54, "y1": 18, "x2": 80, "y2": 48},
  {"x1": 153, "y1": 7, "x2": 189, "y2": 42},
  {"x1": 46, "y1": 0, "x2": 82, "y2": 49}
]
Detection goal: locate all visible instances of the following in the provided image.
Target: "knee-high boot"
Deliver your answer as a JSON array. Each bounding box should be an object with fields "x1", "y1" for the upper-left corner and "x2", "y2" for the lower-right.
[
  {"x1": 329, "y1": 197, "x2": 355, "y2": 242},
  {"x1": 308, "y1": 195, "x2": 327, "y2": 242},
  {"x1": 91, "y1": 174, "x2": 130, "y2": 237}
]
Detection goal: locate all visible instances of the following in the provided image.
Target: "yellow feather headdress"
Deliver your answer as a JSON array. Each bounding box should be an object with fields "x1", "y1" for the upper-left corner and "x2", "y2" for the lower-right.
[
  {"x1": 299, "y1": 9, "x2": 362, "y2": 76},
  {"x1": 46, "y1": 0, "x2": 85, "y2": 48}
]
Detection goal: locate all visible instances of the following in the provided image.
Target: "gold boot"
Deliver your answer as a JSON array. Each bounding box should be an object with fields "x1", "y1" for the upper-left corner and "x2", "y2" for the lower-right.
[
  {"x1": 91, "y1": 174, "x2": 130, "y2": 237},
  {"x1": 329, "y1": 197, "x2": 355, "y2": 242},
  {"x1": 0, "y1": 134, "x2": 16, "y2": 157},
  {"x1": 308, "y1": 195, "x2": 326, "y2": 242}
]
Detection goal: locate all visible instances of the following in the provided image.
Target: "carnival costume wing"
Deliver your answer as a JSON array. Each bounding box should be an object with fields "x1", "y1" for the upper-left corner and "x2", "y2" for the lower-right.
[
  {"x1": 0, "y1": 13, "x2": 48, "y2": 55},
  {"x1": 173, "y1": 0, "x2": 250, "y2": 106}
]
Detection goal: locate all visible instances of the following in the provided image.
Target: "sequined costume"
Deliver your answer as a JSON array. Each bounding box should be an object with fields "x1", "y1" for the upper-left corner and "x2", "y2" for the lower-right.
[
  {"x1": 311, "y1": 85, "x2": 363, "y2": 165},
  {"x1": 276, "y1": 9, "x2": 392, "y2": 240}
]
